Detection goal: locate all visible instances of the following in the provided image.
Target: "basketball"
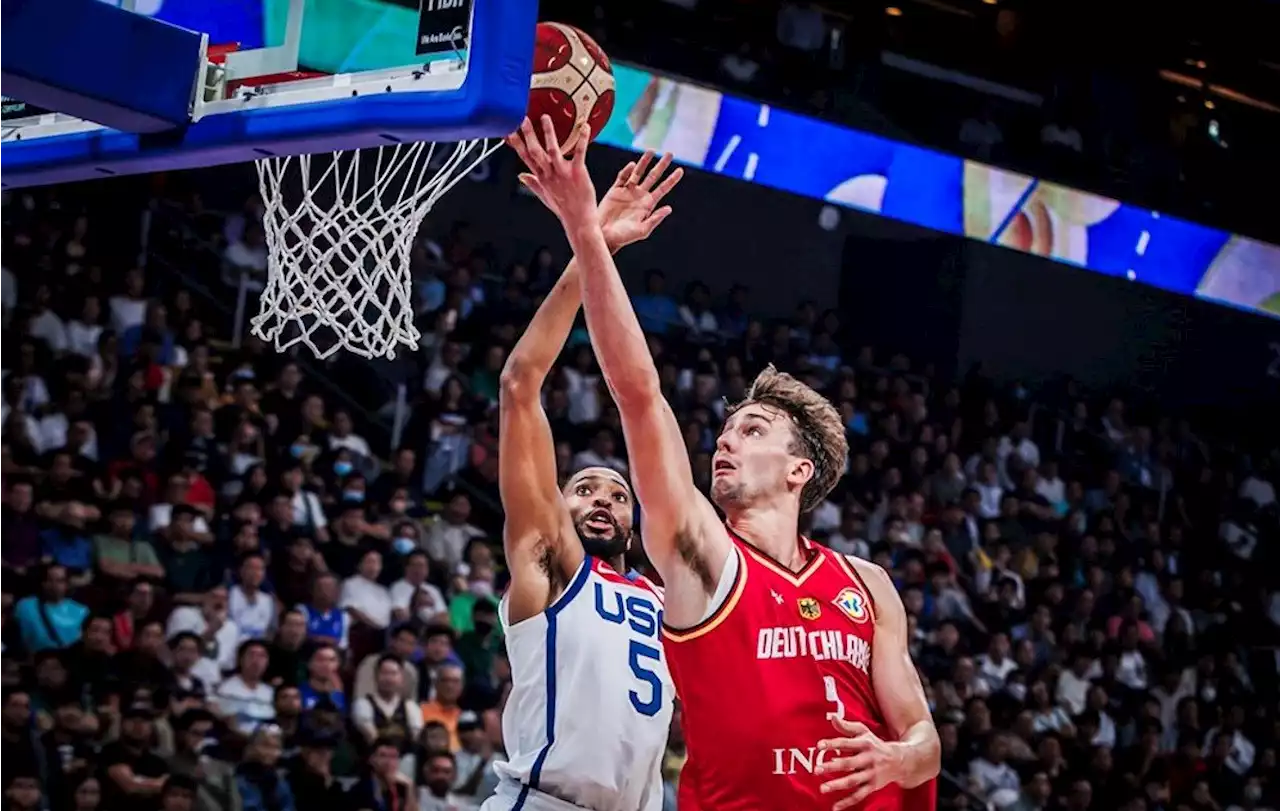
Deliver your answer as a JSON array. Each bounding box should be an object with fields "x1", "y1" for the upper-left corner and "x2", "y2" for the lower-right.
[{"x1": 527, "y1": 22, "x2": 616, "y2": 154}]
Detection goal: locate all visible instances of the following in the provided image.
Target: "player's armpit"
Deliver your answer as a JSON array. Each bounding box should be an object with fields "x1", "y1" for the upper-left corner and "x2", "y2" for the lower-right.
[
  {"x1": 856, "y1": 558, "x2": 941, "y2": 789},
  {"x1": 499, "y1": 381, "x2": 580, "y2": 624},
  {"x1": 571, "y1": 238, "x2": 728, "y2": 626},
  {"x1": 608, "y1": 392, "x2": 729, "y2": 626}
]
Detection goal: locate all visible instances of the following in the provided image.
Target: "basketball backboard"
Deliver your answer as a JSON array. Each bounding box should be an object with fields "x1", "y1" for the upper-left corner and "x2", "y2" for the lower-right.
[{"x1": 1, "y1": 0, "x2": 538, "y2": 187}]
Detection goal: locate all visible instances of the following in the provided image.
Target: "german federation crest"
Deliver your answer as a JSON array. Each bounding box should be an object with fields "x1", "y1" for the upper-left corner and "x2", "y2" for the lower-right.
[
  {"x1": 798, "y1": 597, "x2": 821, "y2": 620},
  {"x1": 834, "y1": 586, "x2": 869, "y2": 624}
]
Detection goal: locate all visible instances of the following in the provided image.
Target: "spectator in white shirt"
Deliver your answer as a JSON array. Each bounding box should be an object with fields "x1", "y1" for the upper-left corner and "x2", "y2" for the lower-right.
[
  {"x1": 1115, "y1": 624, "x2": 1149, "y2": 691},
  {"x1": 424, "y1": 341, "x2": 464, "y2": 395},
  {"x1": 150, "y1": 475, "x2": 213, "y2": 539},
  {"x1": 108, "y1": 267, "x2": 149, "y2": 333},
  {"x1": 282, "y1": 463, "x2": 329, "y2": 543},
  {"x1": 0, "y1": 389, "x2": 41, "y2": 456},
  {"x1": 561, "y1": 347, "x2": 602, "y2": 425},
  {"x1": 213, "y1": 639, "x2": 276, "y2": 734},
  {"x1": 1055, "y1": 649, "x2": 1096, "y2": 715},
  {"x1": 998, "y1": 421, "x2": 1040, "y2": 474},
  {"x1": 570, "y1": 428, "x2": 628, "y2": 477},
  {"x1": 1203, "y1": 707, "x2": 1256, "y2": 776},
  {"x1": 976, "y1": 633, "x2": 1019, "y2": 692},
  {"x1": 391, "y1": 550, "x2": 449, "y2": 624},
  {"x1": 229, "y1": 552, "x2": 276, "y2": 641},
  {"x1": 1028, "y1": 680, "x2": 1075, "y2": 736},
  {"x1": 65, "y1": 295, "x2": 104, "y2": 359},
  {"x1": 969, "y1": 734, "x2": 1020, "y2": 807},
  {"x1": 423, "y1": 494, "x2": 487, "y2": 573},
  {"x1": 1034, "y1": 459, "x2": 1067, "y2": 510},
  {"x1": 1239, "y1": 468, "x2": 1276, "y2": 510},
  {"x1": 27, "y1": 283, "x2": 68, "y2": 354},
  {"x1": 824, "y1": 508, "x2": 869, "y2": 559},
  {"x1": 342, "y1": 548, "x2": 394, "y2": 631},
  {"x1": 352, "y1": 655, "x2": 424, "y2": 774},
  {"x1": 166, "y1": 587, "x2": 242, "y2": 676},
  {"x1": 677, "y1": 282, "x2": 719, "y2": 340},
  {"x1": 329, "y1": 409, "x2": 373, "y2": 460},
  {"x1": 975, "y1": 461, "x2": 1005, "y2": 520},
  {"x1": 223, "y1": 223, "x2": 269, "y2": 290}
]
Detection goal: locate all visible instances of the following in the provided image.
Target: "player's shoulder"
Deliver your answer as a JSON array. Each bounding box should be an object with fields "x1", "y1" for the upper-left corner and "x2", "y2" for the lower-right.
[
  {"x1": 838, "y1": 554, "x2": 899, "y2": 608},
  {"x1": 590, "y1": 558, "x2": 665, "y2": 601},
  {"x1": 840, "y1": 554, "x2": 892, "y2": 587}
]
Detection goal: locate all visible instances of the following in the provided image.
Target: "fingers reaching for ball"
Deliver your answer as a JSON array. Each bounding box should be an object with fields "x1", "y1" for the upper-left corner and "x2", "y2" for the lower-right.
[{"x1": 505, "y1": 116, "x2": 600, "y2": 228}]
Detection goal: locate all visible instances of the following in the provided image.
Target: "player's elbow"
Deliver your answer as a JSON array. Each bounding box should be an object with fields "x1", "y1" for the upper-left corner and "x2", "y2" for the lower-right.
[
  {"x1": 607, "y1": 365, "x2": 662, "y2": 410},
  {"x1": 499, "y1": 359, "x2": 543, "y2": 403}
]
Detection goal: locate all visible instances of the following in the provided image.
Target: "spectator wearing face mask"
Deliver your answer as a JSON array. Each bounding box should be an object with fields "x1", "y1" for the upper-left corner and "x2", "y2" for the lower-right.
[
  {"x1": 455, "y1": 601, "x2": 501, "y2": 702},
  {"x1": 390, "y1": 550, "x2": 448, "y2": 625}
]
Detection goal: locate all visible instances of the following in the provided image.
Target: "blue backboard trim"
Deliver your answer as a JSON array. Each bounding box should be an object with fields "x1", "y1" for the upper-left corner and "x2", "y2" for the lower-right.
[{"x1": 0, "y1": 0, "x2": 538, "y2": 188}]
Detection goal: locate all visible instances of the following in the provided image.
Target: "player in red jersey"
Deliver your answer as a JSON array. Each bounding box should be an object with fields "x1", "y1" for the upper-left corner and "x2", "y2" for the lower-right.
[{"x1": 509, "y1": 117, "x2": 940, "y2": 810}]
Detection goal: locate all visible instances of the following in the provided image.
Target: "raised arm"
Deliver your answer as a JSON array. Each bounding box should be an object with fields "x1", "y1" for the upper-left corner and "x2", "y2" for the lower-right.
[
  {"x1": 818, "y1": 559, "x2": 940, "y2": 809},
  {"x1": 506, "y1": 116, "x2": 725, "y2": 628},
  {"x1": 497, "y1": 256, "x2": 581, "y2": 624},
  {"x1": 500, "y1": 130, "x2": 683, "y2": 626}
]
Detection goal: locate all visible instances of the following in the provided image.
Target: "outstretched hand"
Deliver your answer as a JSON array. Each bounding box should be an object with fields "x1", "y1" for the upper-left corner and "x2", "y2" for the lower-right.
[
  {"x1": 505, "y1": 116, "x2": 598, "y2": 232},
  {"x1": 597, "y1": 151, "x2": 684, "y2": 253},
  {"x1": 815, "y1": 717, "x2": 904, "y2": 810}
]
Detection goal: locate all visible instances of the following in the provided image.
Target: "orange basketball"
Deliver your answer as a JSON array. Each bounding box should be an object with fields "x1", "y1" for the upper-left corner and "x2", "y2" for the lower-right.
[{"x1": 526, "y1": 22, "x2": 615, "y2": 154}]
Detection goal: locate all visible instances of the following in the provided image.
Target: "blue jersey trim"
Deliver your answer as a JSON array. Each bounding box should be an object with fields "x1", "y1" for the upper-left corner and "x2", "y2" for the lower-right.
[{"x1": 512, "y1": 556, "x2": 594, "y2": 810}]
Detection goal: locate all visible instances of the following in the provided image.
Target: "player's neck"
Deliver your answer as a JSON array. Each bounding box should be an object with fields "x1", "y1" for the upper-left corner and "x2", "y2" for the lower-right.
[
  {"x1": 724, "y1": 504, "x2": 806, "y2": 572},
  {"x1": 608, "y1": 555, "x2": 627, "y2": 574}
]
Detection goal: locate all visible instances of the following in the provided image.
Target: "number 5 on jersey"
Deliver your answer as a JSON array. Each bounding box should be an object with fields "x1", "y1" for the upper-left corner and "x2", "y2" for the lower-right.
[
  {"x1": 630, "y1": 640, "x2": 663, "y2": 716},
  {"x1": 595, "y1": 582, "x2": 666, "y2": 718}
]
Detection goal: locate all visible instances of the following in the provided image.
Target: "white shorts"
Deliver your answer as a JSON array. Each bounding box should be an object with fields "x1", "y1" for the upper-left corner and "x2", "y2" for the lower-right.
[{"x1": 479, "y1": 780, "x2": 590, "y2": 811}]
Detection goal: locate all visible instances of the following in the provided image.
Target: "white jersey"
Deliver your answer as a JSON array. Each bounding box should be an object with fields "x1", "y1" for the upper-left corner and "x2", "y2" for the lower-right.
[{"x1": 495, "y1": 556, "x2": 673, "y2": 811}]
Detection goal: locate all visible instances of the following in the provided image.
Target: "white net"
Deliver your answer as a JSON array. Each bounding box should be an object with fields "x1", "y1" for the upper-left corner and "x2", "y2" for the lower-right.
[{"x1": 251, "y1": 138, "x2": 501, "y2": 360}]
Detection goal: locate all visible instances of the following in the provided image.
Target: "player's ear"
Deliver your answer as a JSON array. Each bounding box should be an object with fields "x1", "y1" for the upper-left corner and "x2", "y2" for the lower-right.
[{"x1": 788, "y1": 457, "x2": 815, "y2": 488}]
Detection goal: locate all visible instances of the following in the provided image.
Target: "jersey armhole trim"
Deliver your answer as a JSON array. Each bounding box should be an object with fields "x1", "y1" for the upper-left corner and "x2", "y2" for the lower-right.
[
  {"x1": 504, "y1": 555, "x2": 594, "y2": 632},
  {"x1": 834, "y1": 553, "x2": 878, "y2": 625},
  {"x1": 663, "y1": 545, "x2": 746, "y2": 644}
]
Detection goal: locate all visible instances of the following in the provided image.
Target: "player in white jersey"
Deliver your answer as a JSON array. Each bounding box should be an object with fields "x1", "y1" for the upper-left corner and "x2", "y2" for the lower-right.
[{"x1": 484, "y1": 122, "x2": 684, "y2": 811}]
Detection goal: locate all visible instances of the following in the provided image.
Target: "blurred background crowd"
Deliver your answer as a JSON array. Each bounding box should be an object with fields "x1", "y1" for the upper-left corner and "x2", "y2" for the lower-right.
[{"x1": 3, "y1": 2, "x2": 1279, "y2": 811}]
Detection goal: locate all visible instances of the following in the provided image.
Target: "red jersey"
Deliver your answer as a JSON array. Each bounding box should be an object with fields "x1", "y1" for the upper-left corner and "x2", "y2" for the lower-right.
[{"x1": 664, "y1": 530, "x2": 936, "y2": 811}]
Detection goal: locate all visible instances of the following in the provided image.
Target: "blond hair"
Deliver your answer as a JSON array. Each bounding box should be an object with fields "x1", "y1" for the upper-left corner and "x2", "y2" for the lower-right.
[{"x1": 726, "y1": 365, "x2": 848, "y2": 513}]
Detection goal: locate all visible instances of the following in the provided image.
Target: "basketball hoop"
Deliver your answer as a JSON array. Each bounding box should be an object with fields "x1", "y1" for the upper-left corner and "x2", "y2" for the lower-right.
[{"x1": 250, "y1": 138, "x2": 501, "y2": 360}]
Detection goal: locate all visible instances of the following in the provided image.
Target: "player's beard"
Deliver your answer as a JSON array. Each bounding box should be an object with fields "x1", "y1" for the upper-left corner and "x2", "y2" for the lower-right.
[
  {"x1": 710, "y1": 475, "x2": 746, "y2": 509},
  {"x1": 575, "y1": 512, "x2": 629, "y2": 561}
]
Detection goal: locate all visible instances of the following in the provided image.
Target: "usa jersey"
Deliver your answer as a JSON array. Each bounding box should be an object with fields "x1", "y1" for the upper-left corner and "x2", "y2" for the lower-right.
[
  {"x1": 666, "y1": 531, "x2": 932, "y2": 811},
  {"x1": 494, "y1": 557, "x2": 673, "y2": 811}
]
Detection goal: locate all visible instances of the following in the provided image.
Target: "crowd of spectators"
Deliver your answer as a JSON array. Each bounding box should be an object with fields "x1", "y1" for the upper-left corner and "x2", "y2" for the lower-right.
[{"x1": 3, "y1": 157, "x2": 1279, "y2": 811}]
